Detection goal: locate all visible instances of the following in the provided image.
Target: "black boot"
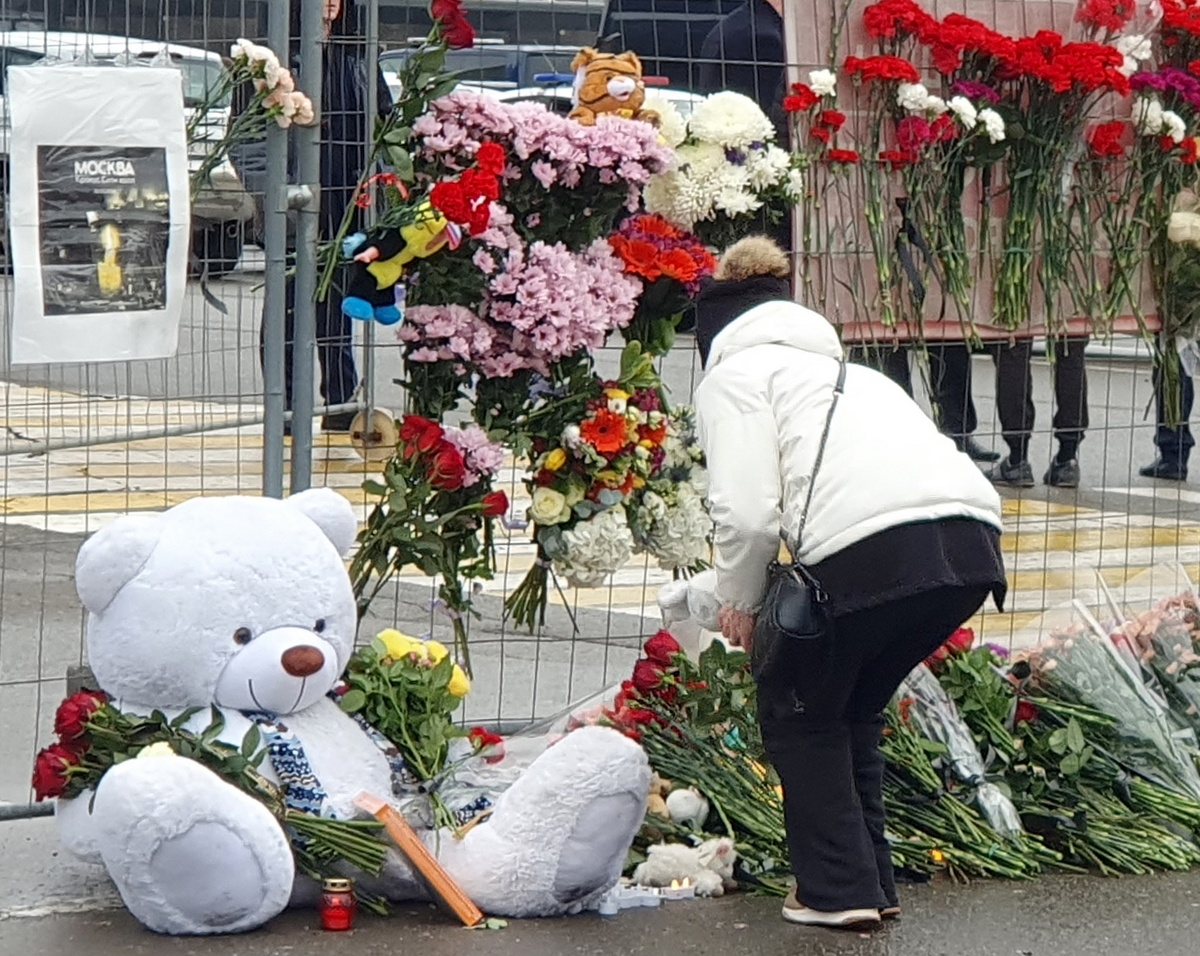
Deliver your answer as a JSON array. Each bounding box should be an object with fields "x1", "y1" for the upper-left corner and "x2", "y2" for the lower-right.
[{"x1": 1140, "y1": 458, "x2": 1188, "y2": 481}]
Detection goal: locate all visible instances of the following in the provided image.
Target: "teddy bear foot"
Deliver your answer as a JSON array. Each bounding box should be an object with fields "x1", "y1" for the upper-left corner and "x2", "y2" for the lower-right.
[
  {"x1": 89, "y1": 754, "x2": 295, "y2": 935},
  {"x1": 437, "y1": 725, "x2": 650, "y2": 917}
]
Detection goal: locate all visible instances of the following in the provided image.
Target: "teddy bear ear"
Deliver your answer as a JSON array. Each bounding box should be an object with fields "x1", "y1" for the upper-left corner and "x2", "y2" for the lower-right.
[
  {"x1": 570, "y1": 46, "x2": 598, "y2": 71},
  {"x1": 285, "y1": 488, "x2": 358, "y2": 556},
  {"x1": 75, "y1": 513, "x2": 164, "y2": 614},
  {"x1": 617, "y1": 50, "x2": 643, "y2": 73}
]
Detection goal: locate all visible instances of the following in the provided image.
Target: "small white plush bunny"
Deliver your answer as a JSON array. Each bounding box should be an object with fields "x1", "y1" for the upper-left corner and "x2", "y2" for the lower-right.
[{"x1": 632, "y1": 837, "x2": 738, "y2": 898}]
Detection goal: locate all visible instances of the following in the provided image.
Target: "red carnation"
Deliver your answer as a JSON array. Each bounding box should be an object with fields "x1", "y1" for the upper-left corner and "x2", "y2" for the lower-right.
[
  {"x1": 819, "y1": 109, "x2": 847, "y2": 130},
  {"x1": 428, "y1": 441, "x2": 467, "y2": 491},
  {"x1": 399, "y1": 415, "x2": 444, "y2": 454},
  {"x1": 643, "y1": 630, "x2": 682, "y2": 665},
  {"x1": 1088, "y1": 121, "x2": 1126, "y2": 158},
  {"x1": 54, "y1": 690, "x2": 107, "y2": 741},
  {"x1": 32, "y1": 743, "x2": 81, "y2": 801},
  {"x1": 783, "y1": 84, "x2": 819, "y2": 112},
  {"x1": 827, "y1": 148, "x2": 860, "y2": 164},
  {"x1": 879, "y1": 149, "x2": 918, "y2": 170},
  {"x1": 1014, "y1": 699, "x2": 1040, "y2": 726},
  {"x1": 482, "y1": 490, "x2": 509, "y2": 518},
  {"x1": 844, "y1": 54, "x2": 920, "y2": 84},
  {"x1": 930, "y1": 114, "x2": 957, "y2": 143},
  {"x1": 632, "y1": 658, "x2": 666, "y2": 693},
  {"x1": 896, "y1": 115, "x2": 933, "y2": 152},
  {"x1": 810, "y1": 127, "x2": 832, "y2": 144},
  {"x1": 475, "y1": 142, "x2": 506, "y2": 176}
]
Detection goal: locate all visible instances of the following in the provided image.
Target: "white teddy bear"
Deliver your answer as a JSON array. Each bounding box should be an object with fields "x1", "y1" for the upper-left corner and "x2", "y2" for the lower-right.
[{"x1": 56, "y1": 490, "x2": 650, "y2": 935}]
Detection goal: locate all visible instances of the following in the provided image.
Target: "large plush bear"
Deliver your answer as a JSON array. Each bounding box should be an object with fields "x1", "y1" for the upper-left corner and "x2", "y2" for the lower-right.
[{"x1": 56, "y1": 490, "x2": 650, "y2": 935}]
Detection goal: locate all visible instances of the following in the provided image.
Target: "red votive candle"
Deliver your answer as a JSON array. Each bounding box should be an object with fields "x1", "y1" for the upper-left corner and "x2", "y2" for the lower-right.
[{"x1": 320, "y1": 878, "x2": 358, "y2": 931}]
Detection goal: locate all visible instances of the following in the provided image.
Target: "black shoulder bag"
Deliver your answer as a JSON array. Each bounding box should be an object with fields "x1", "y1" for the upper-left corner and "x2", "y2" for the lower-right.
[{"x1": 750, "y1": 358, "x2": 846, "y2": 686}]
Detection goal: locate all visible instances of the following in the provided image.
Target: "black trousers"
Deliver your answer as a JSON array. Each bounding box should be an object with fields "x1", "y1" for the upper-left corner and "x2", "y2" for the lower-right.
[
  {"x1": 1155, "y1": 350, "x2": 1195, "y2": 465},
  {"x1": 756, "y1": 584, "x2": 992, "y2": 912},
  {"x1": 990, "y1": 337, "x2": 1089, "y2": 463},
  {"x1": 258, "y1": 277, "x2": 359, "y2": 411},
  {"x1": 849, "y1": 343, "x2": 978, "y2": 438}
]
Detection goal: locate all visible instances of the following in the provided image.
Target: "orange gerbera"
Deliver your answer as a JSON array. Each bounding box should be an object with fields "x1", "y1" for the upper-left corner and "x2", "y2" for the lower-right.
[
  {"x1": 658, "y1": 247, "x2": 702, "y2": 285},
  {"x1": 581, "y1": 409, "x2": 630, "y2": 456},
  {"x1": 609, "y1": 235, "x2": 662, "y2": 281},
  {"x1": 635, "y1": 215, "x2": 682, "y2": 241}
]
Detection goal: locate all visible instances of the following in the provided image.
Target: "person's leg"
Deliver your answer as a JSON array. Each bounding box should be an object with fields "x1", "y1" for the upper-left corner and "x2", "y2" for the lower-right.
[
  {"x1": 931, "y1": 343, "x2": 998, "y2": 462},
  {"x1": 259, "y1": 276, "x2": 297, "y2": 416},
  {"x1": 1149, "y1": 351, "x2": 1194, "y2": 472},
  {"x1": 993, "y1": 339, "x2": 1035, "y2": 463},
  {"x1": 848, "y1": 717, "x2": 895, "y2": 910},
  {"x1": 316, "y1": 285, "x2": 359, "y2": 428},
  {"x1": 1051, "y1": 336, "x2": 1089, "y2": 462}
]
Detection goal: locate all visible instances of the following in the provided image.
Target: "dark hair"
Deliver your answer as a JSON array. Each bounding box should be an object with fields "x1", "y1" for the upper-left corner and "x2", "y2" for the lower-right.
[{"x1": 290, "y1": 0, "x2": 360, "y2": 40}]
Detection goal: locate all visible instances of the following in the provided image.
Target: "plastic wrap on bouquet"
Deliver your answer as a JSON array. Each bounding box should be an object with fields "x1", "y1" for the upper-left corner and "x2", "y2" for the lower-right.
[
  {"x1": 898, "y1": 664, "x2": 1024, "y2": 841},
  {"x1": 1019, "y1": 599, "x2": 1200, "y2": 803}
]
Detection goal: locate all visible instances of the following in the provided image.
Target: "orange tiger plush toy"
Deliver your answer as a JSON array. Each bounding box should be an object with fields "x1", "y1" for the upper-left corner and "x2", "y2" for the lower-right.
[{"x1": 568, "y1": 48, "x2": 660, "y2": 127}]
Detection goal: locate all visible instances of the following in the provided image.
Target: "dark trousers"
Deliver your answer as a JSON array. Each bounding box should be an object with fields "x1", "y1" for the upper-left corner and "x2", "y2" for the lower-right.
[
  {"x1": 1155, "y1": 351, "x2": 1195, "y2": 465},
  {"x1": 989, "y1": 336, "x2": 1088, "y2": 463},
  {"x1": 757, "y1": 584, "x2": 992, "y2": 912},
  {"x1": 849, "y1": 343, "x2": 978, "y2": 438},
  {"x1": 259, "y1": 277, "x2": 359, "y2": 411}
]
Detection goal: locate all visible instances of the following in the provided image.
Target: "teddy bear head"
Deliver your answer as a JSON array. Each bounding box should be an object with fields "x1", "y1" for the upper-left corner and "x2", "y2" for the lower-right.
[
  {"x1": 75, "y1": 489, "x2": 359, "y2": 716},
  {"x1": 570, "y1": 48, "x2": 647, "y2": 118}
]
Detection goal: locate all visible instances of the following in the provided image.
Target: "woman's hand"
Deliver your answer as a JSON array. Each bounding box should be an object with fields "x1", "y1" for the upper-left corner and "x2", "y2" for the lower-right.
[{"x1": 719, "y1": 606, "x2": 756, "y2": 652}]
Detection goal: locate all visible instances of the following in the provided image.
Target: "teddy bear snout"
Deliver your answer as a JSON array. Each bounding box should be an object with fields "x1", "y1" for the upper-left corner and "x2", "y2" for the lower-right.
[
  {"x1": 280, "y1": 645, "x2": 325, "y2": 678},
  {"x1": 607, "y1": 76, "x2": 636, "y2": 101}
]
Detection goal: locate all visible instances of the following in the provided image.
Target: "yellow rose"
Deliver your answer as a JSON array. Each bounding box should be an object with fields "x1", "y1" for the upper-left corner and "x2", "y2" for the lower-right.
[
  {"x1": 425, "y1": 640, "x2": 449, "y2": 663},
  {"x1": 378, "y1": 629, "x2": 424, "y2": 661},
  {"x1": 448, "y1": 664, "x2": 471, "y2": 698},
  {"x1": 596, "y1": 470, "x2": 621, "y2": 488},
  {"x1": 544, "y1": 447, "x2": 567, "y2": 472},
  {"x1": 632, "y1": 476, "x2": 646, "y2": 489},
  {"x1": 530, "y1": 486, "x2": 572, "y2": 525}
]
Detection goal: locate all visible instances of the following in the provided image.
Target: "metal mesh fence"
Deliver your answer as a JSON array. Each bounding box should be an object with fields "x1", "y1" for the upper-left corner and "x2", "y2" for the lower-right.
[{"x1": 1, "y1": 0, "x2": 1199, "y2": 813}]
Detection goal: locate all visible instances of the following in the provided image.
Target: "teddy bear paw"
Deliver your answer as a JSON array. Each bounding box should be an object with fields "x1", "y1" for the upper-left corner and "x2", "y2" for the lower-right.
[{"x1": 90, "y1": 754, "x2": 295, "y2": 935}]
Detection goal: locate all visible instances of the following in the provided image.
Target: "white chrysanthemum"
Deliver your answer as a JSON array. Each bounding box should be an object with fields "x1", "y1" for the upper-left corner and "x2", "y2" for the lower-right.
[
  {"x1": 1135, "y1": 97, "x2": 1165, "y2": 136},
  {"x1": 688, "y1": 91, "x2": 776, "y2": 148},
  {"x1": 785, "y1": 166, "x2": 806, "y2": 201},
  {"x1": 647, "y1": 487, "x2": 711, "y2": 571},
  {"x1": 897, "y1": 82, "x2": 931, "y2": 113},
  {"x1": 808, "y1": 68, "x2": 837, "y2": 96},
  {"x1": 1169, "y1": 210, "x2": 1200, "y2": 245},
  {"x1": 714, "y1": 183, "x2": 762, "y2": 218},
  {"x1": 978, "y1": 108, "x2": 1006, "y2": 144},
  {"x1": 644, "y1": 94, "x2": 688, "y2": 149},
  {"x1": 1163, "y1": 109, "x2": 1188, "y2": 144},
  {"x1": 948, "y1": 96, "x2": 978, "y2": 130},
  {"x1": 553, "y1": 508, "x2": 635, "y2": 589},
  {"x1": 746, "y1": 145, "x2": 791, "y2": 190}
]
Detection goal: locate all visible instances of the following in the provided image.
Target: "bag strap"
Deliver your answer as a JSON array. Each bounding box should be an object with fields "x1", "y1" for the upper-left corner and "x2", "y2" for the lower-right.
[{"x1": 794, "y1": 357, "x2": 847, "y2": 551}]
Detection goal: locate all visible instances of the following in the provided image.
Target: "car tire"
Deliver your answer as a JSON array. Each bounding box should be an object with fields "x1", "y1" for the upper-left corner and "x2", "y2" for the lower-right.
[{"x1": 192, "y1": 221, "x2": 244, "y2": 278}]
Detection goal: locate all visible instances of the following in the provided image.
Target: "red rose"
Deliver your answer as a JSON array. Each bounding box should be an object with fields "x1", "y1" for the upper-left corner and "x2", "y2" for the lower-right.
[
  {"x1": 643, "y1": 630, "x2": 682, "y2": 665},
  {"x1": 946, "y1": 627, "x2": 975, "y2": 655},
  {"x1": 631, "y1": 658, "x2": 666, "y2": 693},
  {"x1": 32, "y1": 743, "x2": 81, "y2": 801},
  {"x1": 482, "y1": 490, "x2": 509, "y2": 517},
  {"x1": 1014, "y1": 699, "x2": 1040, "y2": 725},
  {"x1": 399, "y1": 415, "x2": 444, "y2": 454},
  {"x1": 430, "y1": 0, "x2": 475, "y2": 49},
  {"x1": 428, "y1": 441, "x2": 467, "y2": 491},
  {"x1": 622, "y1": 707, "x2": 659, "y2": 726},
  {"x1": 475, "y1": 142, "x2": 506, "y2": 176},
  {"x1": 53, "y1": 690, "x2": 107, "y2": 741}
]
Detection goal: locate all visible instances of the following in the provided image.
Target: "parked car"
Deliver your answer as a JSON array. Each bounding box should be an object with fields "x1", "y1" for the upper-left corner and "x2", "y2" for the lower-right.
[
  {"x1": 481, "y1": 80, "x2": 703, "y2": 118},
  {"x1": 380, "y1": 40, "x2": 580, "y2": 102},
  {"x1": 0, "y1": 31, "x2": 254, "y2": 275}
]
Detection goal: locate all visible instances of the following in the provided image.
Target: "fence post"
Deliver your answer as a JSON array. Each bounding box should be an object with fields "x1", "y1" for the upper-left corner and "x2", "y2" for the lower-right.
[
  {"x1": 261, "y1": 0, "x2": 291, "y2": 499},
  {"x1": 361, "y1": 0, "x2": 381, "y2": 433},
  {"x1": 289, "y1": 0, "x2": 325, "y2": 493}
]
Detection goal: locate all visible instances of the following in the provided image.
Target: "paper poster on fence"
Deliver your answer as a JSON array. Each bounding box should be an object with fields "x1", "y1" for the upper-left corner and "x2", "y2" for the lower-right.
[{"x1": 7, "y1": 65, "x2": 190, "y2": 364}]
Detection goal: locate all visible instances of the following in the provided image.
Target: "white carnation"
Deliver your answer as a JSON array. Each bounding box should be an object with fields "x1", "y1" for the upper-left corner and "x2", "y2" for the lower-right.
[
  {"x1": 948, "y1": 96, "x2": 978, "y2": 130},
  {"x1": 688, "y1": 91, "x2": 777, "y2": 148},
  {"x1": 978, "y1": 108, "x2": 1006, "y2": 143},
  {"x1": 1163, "y1": 109, "x2": 1188, "y2": 144},
  {"x1": 553, "y1": 508, "x2": 635, "y2": 589},
  {"x1": 785, "y1": 166, "x2": 806, "y2": 201},
  {"x1": 924, "y1": 95, "x2": 948, "y2": 115},
  {"x1": 644, "y1": 94, "x2": 688, "y2": 149},
  {"x1": 808, "y1": 69, "x2": 837, "y2": 96},
  {"x1": 1136, "y1": 97, "x2": 1165, "y2": 136},
  {"x1": 1117, "y1": 34, "x2": 1152, "y2": 62},
  {"x1": 897, "y1": 82, "x2": 931, "y2": 113}
]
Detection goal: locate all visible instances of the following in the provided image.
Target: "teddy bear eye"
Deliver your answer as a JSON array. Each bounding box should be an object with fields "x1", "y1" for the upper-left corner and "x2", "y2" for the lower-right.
[
  {"x1": 233, "y1": 627, "x2": 253, "y2": 645},
  {"x1": 314, "y1": 619, "x2": 326, "y2": 633}
]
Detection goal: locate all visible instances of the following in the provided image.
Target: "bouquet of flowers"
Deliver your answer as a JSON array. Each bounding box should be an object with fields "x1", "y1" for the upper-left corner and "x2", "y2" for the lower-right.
[
  {"x1": 608, "y1": 214, "x2": 716, "y2": 355},
  {"x1": 349, "y1": 414, "x2": 509, "y2": 669},
  {"x1": 34, "y1": 691, "x2": 389, "y2": 907},
  {"x1": 644, "y1": 91, "x2": 801, "y2": 248}
]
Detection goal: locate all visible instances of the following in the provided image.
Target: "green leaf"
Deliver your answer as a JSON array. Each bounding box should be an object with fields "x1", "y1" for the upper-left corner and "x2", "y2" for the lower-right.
[
  {"x1": 388, "y1": 147, "x2": 415, "y2": 182},
  {"x1": 1065, "y1": 718, "x2": 1085, "y2": 754},
  {"x1": 340, "y1": 689, "x2": 368, "y2": 713},
  {"x1": 362, "y1": 479, "x2": 387, "y2": 497},
  {"x1": 1060, "y1": 752, "x2": 1083, "y2": 775},
  {"x1": 1048, "y1": 728, "x2": 1069, "y2": 755},
  {"x1": 241, "y1": 725, "x2": 261, "y2": 760},
  {"x1": 170, "y1": 706, "x2": 204, "y2": 730}
]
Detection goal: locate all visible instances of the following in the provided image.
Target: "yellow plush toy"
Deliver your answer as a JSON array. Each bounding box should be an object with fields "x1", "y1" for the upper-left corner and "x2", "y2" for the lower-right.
[{"x1": 568, "y1": 48, "x2": 660, "y2": 127}]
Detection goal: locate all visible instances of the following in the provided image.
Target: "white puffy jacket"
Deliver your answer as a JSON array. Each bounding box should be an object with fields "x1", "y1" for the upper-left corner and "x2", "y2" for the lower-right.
[{"x1": 695, "y1": 300, "x2": 1004, "y2": 613}]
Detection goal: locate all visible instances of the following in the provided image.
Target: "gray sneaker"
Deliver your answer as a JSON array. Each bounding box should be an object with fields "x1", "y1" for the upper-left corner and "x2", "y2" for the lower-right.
[
  {"x1": 986, "y1": 458, "x2": 1036, "y2": 488},
  {"x1": 1044, "y1": 459, "x2": 1080, "y2": 489}
]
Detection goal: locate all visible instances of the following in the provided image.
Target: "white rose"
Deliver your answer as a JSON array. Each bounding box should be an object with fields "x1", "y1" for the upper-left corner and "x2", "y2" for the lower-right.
[
  {"x1": 978, "y1": 108, "x2": 1006, "y2": 144},
  {"x1": 1169, "y1": 210, "x2": 1200, "y2": 245},
  {"x1": 530, "y1": 487, "x2": 572, "y2": 526},
  {"x1": 808, "y1": 68, "x2": 837, "y2": 97},
  {"x1": 897, "y1": 82, "x2": 931, "y2": 113},
  {"x1": 1163, "y1": 109, "x2": 1188, "y2": 144},
  {"x1": 948, "y1": 96, "x2": 978, "y2": 130},
  {"x1": 137, "y1": 742, "x2": 176, "y2": 759},
  {"x1": 1136, "y1": 98, "x2": 1165, "y2": 136}
]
